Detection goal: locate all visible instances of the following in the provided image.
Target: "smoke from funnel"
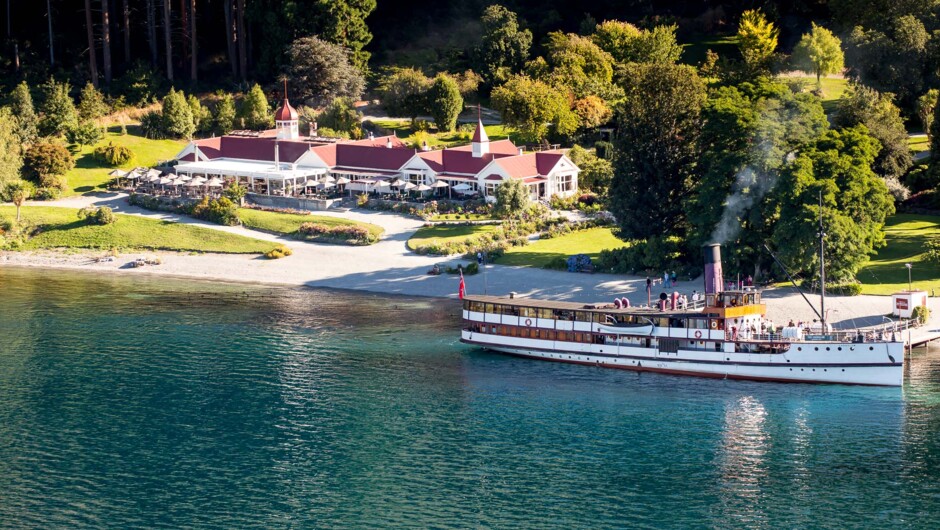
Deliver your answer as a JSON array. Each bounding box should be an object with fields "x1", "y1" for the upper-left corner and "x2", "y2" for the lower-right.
[{"x1": 710, "y1": 168, "x2": 777, "y2": 244}]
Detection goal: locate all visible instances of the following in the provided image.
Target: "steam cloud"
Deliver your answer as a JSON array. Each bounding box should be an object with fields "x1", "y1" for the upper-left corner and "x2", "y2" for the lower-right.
[{"x1": 709, "y1": 167, "x2": 777, "y2": 244}]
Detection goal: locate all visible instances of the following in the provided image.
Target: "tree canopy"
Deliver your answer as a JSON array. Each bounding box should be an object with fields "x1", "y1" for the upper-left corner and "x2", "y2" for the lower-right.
[
  {"x1": 736, "y1": 10, "x2": 778, "y2": 73},
  {"x1": 427, "y1": 75, "x2": 463, "y2": 132},
  {"x1": 793, "y1": 23, "x2": 845, "y2": 88},
  {"x1": 288, "y1": 36, "x2": 366, "y2": 107},
  {"x1": 490, "y1": 75, "x2": 577, "y2": 142},
  {"x1": 834, "y1": 84, "x2": 912, "y2": 179},
  {"x1": 591, "y1": 20, "x2": 682, "y2": 65},
  {"x1": 475, "y1": 4, "x2": 532, "y2": 86}
]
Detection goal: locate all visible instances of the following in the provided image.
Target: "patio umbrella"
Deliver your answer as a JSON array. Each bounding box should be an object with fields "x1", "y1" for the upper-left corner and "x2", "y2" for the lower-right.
[
  {"x1": 305, "y1": 180, "x2": 320, "y2": 187},
  {"x1": 354, "y1": 178, "x2": 376, "y2": 185},
  {"x1": 389, "y1": 178, "x2": 407, "y2": 187},
  {"x1": 109, "y1": 169, "x2": 128, "y2": 178},
  {"x1": 321, "y1": 175, "x2": 336, "y2": 183},
  {"x1": 185, "y1": 179, "x2": 203, "y2": 187},
  {"x1": 157, "y1": 177, "x2": 174, "y2": 185},
  {"x1": 321, "y1": 181, "x2": 336, "y2": 189},
  {"x1": 147, "y1": 168, "x2": 162, "y2": 179},
  {"x1": 452, "y1": 183, "x2": 472, "y2": 191},
  {"x1": 431, "y1": 180, "x2": 449, "y2": 188},
  {"x1": 415, "y1": 184, "x2": 432, "y2": 192},
  {"x1": 403, "y1": 182, "x2": 417, "y2": 190},
  {"x1": 177, "y1": 174, "x2": 192, "y2": 181},
  {"x1": 207, "y1": 178, "x2": 224, "y2": 188},
  {"x1": 335, "y1": 177, "x2": 351, "y2": 185}
]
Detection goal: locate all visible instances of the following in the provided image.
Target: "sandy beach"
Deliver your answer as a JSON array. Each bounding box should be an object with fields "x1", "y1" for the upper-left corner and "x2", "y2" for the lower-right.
[{"x1": 5, "y1": 193, "x2": 933, "y2": 332}]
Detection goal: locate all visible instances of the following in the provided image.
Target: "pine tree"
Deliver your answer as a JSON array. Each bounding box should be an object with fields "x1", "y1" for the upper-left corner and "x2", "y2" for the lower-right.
[
  {"x1": 10, "y1": 81, "x2": 38, "y2": 144},
  {"x1": 38, "y1": 79, "x2": 79, "y2": 138},
  {"x1": 161, "y1": 89, "x2": 195, "y2": 139}
]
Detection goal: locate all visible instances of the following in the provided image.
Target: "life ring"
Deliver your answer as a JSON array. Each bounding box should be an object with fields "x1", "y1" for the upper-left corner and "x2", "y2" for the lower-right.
[
  {"x1": 525, "y1": 318, "x2": 533, "y2": 327},
  {"x1": 710, "y1": 321, "x2": 718, "y2": 329},
  {"x1": 694, "y1": 330, "x2": 703, "y2": 339}
]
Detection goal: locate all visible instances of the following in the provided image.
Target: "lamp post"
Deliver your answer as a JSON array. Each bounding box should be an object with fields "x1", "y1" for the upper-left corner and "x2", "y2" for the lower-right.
[{"x1": 905, "y1": 263, "x2": 912, "y2": 292}]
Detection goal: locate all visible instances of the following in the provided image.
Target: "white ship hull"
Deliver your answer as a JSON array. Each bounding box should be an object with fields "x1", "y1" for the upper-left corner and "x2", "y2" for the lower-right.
[{"x1": 461, "y1": 330, "x2": 904, "y2": 386}]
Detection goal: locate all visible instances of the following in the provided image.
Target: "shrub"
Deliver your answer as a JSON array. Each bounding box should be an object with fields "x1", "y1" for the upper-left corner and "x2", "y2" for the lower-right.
[
  {"x1": 357, "y1": 193, "x2": 369, "y2": 207},
  {"x1": 66, "y1": 121, "x2": 104, "y2": 147},
  {"x1": 34, "y1": 186, "x2": 62, "y2": 200},
  {"x1": 140, "y1": 110, "x2": 166, "y2": 139},
  {"x1": 594, "y1": 141, "x2": 613, "y2": 160},
  {"x1": 93, "y1": 142, "x2": 135, "y2": 166},
  {"x1": 913, "y1": 305, "x2": 930, "y2": 325},
  {"x1": 826, "y1": 282, "x2": 862, "y2": 296},
  {"x1": 24, "y1": 142, "x2": 75, "y2": 182},
  {"x1": 544, "y1": 256, "x2": 568, "y2": 270},
  {"x1": 297, "y1": 221, "x2": 375, "y2": 245},
  {"x1": 77, "y1": 206, "x2": 116, "y2": 225},
  {"x1": 924, "y1": 239, "x2": 940, "y2": 266},
  {"x1": 222, "y1": 182, "x2": 248, "y2": 204},
  {"x1": 265, "y1": 245, "x2": 294, "y2": 259},
  {"x1": 115, "y1": 61, "x2": 162, "y2": 105},
  {"x1": 884, "y1": 177, "x2": 910, "y2": 203},
  {"x1": 191, "y1": 196, "x2": 240, "y2": 226}
]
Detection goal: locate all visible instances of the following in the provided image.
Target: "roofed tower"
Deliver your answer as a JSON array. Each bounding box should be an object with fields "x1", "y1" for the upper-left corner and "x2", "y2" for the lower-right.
[
  {"x1": 275, "y1": 80, "x2": 300, "y2": 140},
  {"x1": 471, "y1": 105, "x2": 489, "y2": 158}
]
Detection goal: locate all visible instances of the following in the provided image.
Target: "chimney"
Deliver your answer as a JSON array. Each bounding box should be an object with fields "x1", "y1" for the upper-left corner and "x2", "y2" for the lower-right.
[
  {"x1": 703, "y1": 244, "x2": 723, "y2": 295},
  {"x1": 422, "y1": 141, "x2": 430, "y2": 151},
  {"x1": 386, "y1": 138, "x2": 392, "y2": 149},
  {"x1": 518, "y1": 148, "x2": 523, "y2": 156},
  {"x1": 274, "y1": 142, "x2": 280, "y2": 169}
]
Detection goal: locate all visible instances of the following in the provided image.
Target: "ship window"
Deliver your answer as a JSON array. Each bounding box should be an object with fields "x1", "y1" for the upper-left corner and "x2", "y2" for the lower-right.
[
  {"x1": 520, "y1": 307, "x2": 538, "y2": 318},
  {"x1": 539, "y1": 308, "x2": 553, "y2": 319},
  {"x1": 469, "y1": 301, "x2": 485, "y2": 312},
  {"x1": 575, "y1": 311, "x2": 592, "y2": 322},
  {"x1": 484, "y1": 303, "x2": 495, "y2": 313}
]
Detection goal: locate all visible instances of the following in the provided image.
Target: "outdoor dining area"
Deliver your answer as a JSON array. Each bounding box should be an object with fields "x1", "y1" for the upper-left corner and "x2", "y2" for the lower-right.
[
  {"x1": 110, "y1": 167, "x2": 228, "y2": 199},
  {"x1": 345, "y1": 177, "x2": 456, "y2": 202}
]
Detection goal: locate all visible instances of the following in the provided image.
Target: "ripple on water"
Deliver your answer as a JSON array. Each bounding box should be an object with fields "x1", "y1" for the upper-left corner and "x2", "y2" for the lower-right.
[{"x1": 0, "y1": 267, "x2": 940, "y2": 528}]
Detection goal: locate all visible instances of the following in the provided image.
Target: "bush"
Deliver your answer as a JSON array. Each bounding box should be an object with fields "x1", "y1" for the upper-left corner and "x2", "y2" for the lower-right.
[
  {"x1": 191, "y1": 196, "x2": 240, "y2": 226},
  {"x1": 924, "y1": 239, "x2": 940, "y2": 266},
  {"x1": 826, "y1": 282, "x2": 862, "y2": 296},
  {"x1": 140, "y1": 110, "x2": 166, "y2": 139},
  {"x1": 222, "y1": 182, "x2": 248, "y2": 204},
  {"x1": 77, "y1": 206, "x2": 116, "y2": 225},
  {"x1": 594, "y1": 141, "x2": 613, "y2": 160},
  {"x1": 913, "y1": 305, "x2": 930, "y2": 325},
  {"x1": 884, "y1": 177, "x2": 910, "y2": 203},
  {"x1": 544, "y1": 256, "x2": 568, "y2": 270},
  {"x1": 115, "y1": 61, "x2": 162, "y2": 105},
  {"x1": 24, "y1": 142, "x2": 75, "y2": 182},
  {"x1": 356, "y1": 193, "x2": 369, "y2": 207},
  {"x1": 297, "y1": 222, "x2": 376, "y2": 245},
  {"x1": 65, "y1": 121, "x2": 104, "y2": 147},
  {"x1": 265, "y1": 245, "x2": 294, "y2": 259},
  {"x1": 902, "y1": 164, "x2": 940, "y2": 193},
  {"x1": 93, "y1": 142, "x2": 135, "y2": 166},
  {"x1": 34, "y1": 186, "x2": 62, "y2": 200}
]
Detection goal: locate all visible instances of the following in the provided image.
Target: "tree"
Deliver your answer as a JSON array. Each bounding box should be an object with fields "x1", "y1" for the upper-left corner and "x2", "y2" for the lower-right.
[
  {"x1": 592, "y1": 21, "x2": 682, "y2": 65},
  {"x1": 572, "y1": 95, "x2": 612, "y2": 130},
  {"x1": 834, "y1": 84, "x2": 912, "y2": 179},
  {"x1": 793, "y1": 23, "x2": 844, "y2": 89},
  {"x1": 24, "y1": 142, "x2": 75, "y2": 185},
  {"x1": 916, "y1": 89, "x2": 938, "y2": 144},
  {"x1": 161, "y1": 89, "x2": 195, "y2": 139},
  {"x1": 187, "y1": 94, "x2": 211, "y2": 134},
  {"x1": 491, "y1": 75, "x2": 577, "y2": 141},
  {"x1": 493, "y1": 178, "x2": 529, "y2": 219},
  {"x1": 238, "y1": 84, "x2": 272, "y2": 130},
  {"x1": 541, "y1": 32, "x2": 619, "y2": 103},
  {"x1": 163, "y1": 0, "x2": 173, "y2": 81},
  {"x1": 101, "y1": 0, "x2": 112, "y2": 84},
  {"x1": 84, "y1": 0, "x2": 99, "y2": 87},
  {"x1": 736, "y1": 9, "x2": 778, "y2": 73},
  {"x1": 379, "y1": 67, "x2": 431, "y2": 124},
  {"x1": 609, "y1": 63, "x2": 706, "y2": 241},
  {"x1": 38, "y1": 79, "x2": 79, "y2": 138},
  {"x1": 10, "y1": 82, "x2": 38, "y2": 145},
  {"x1": 7, "y1": 180, "x2": 33, "y2": 222},
  {"x1": 317, "y1": 97, "x2": 362, "y2": 137},
  {"x1": 288, "y1": 36, "x2": 366, "y2": 107},
  {"x1": 66, "y1": 121, "x2": 104, "y2": 147},
  {"x1": 427, "y1": 75, "x2": 463, "y2": 132},
  {"x1": 314, "y1": 0, "x2": 377, "y2": 71},
  {"x1": 476, "y1": 4, "x2": 532, "y2": 85},
  {"x1": 772, "y1": 126, "x2": 894, "y2": 282},
  {"x1": 213, "y1": 93, "x2": 237, "y2": 135},
  {"x1": 78, "y1": 83, "x2": 109, "y2": 121},
  {"x1": 567, "y1": 145, "x2": 613, "y2": 195},
  {"x1": 0, "y1": 108, "x2": 24, "y2": 190}
]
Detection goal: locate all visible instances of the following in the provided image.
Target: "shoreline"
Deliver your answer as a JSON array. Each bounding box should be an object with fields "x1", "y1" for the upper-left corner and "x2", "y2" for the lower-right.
[{"x1": 2, "y1": 249, "x2": 930, "y2": 332}]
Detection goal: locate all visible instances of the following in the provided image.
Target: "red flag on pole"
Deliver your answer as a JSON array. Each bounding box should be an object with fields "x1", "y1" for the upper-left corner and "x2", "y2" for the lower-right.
[{"x1": 458, "y1": 270, "x2": 466, "y2": 299}]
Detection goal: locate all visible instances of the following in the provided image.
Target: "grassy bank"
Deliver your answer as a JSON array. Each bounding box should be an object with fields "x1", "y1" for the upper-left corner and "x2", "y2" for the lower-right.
[
  {"x1": 1, "y1": 206, "x2": 275, "y2": 254},
  {"x1": 369, "y1": 120, "x2": 516, "y2": 148},
  {"x1": 406, "y1": 224, "x2": 500, "y2": 251},
  {"x1": 66, "y1": 125, "x2": 186, "y2": 196},
  {"x1": 237, "y1": 208, "x2": 384, "y2": 241},
  {"x1": 494, "y1": 227, "x2": 626, "y2": 268},
  {"x1": 857, "y1": 214, "x2": 940, "y2": 295}
]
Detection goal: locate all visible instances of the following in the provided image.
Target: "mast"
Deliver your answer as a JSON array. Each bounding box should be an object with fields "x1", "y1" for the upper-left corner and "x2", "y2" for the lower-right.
[{"x1": 819, "y1": 189, "x2": 826, "y2": 333}]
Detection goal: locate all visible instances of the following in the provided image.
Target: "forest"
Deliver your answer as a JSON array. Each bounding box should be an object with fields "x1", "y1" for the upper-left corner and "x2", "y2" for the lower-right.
[{"x1": 2, "y1": 0, "x2": 940, "y2": 286}]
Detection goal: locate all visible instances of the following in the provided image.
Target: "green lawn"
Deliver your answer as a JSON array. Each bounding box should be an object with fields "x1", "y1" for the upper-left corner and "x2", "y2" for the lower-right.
[
  {"x1": 237, "y1": 208, "x2": 384, "y2": 239},
  {"x1": 781, "y1": 76, "x2": 848, "y2": 114},
  {"x1": 1, "y1": 206, "x2": 275, "y2": 254},
  {"x1": 681, "y1": 34, "x2": 738, "y2": 66},
  {"x1": 66, "y1": 125, "x2": 186, "y2": 196},
  {"x1": 406, "y1": 224, "x2": 499, "y2": 250},
  {"x1": 857, "y1": 214, "x2": 940, "y2": 295},
  {"x1": 909, "y1": 135, "x2": 929, "y2": 154},
  {"x1": 369, "y1": 120, "x2": 516, "y2": 147},
  {"x1": 494, "y1": 227, "x2": 626, "y2": 268}
]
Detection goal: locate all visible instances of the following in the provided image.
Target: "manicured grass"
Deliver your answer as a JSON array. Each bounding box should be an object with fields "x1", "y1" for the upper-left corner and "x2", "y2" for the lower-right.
[
  {"x1": 909, "y1": 135, "x2": 929, "y2": 153},
  {"x1": 494, "y1": 227, "x2": 626, "y2": 268},
  {"x1": 369, "y1": 120, "x2": 517, "y2": 147},
  {"x1": 237, "y1": 208, "x2": 384, "y2": 239},
  {"x1": 66, "y1": 125, "x2": 186, "y2": 196},
  {"x1": 1, "y1": 206, "x2": 276, "y2": 254},
  {"x1": 857, "y1": 214, "x2": 940, "y2": 295},
  {"x1": 681, "y1": 34, "x2": 738, "y2": 66},
  {"x1": 782, "y1": 76, "x2": 848, "y2": 114},
  {"x1": 406, "y1": 224, "x2": 499, "y2": 250}
]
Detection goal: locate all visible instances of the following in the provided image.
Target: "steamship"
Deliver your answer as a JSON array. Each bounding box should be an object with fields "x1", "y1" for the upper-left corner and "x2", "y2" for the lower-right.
[{"x1": 460, "y1": 244, "x2": 905, "y2": 386}]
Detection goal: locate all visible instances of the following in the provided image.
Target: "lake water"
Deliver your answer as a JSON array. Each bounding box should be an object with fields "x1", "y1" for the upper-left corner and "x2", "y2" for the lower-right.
[{"x1": 1, "y1": 267, "x2": 939, "y2": 528}]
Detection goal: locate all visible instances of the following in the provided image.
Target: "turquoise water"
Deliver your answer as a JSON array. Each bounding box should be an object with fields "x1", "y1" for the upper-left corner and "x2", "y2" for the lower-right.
[{"x1": 1, "y1": 267, "x2": 940, "y2": 528}]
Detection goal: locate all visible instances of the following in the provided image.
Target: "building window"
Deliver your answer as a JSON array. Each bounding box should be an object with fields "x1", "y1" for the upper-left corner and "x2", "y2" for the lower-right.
[
  {"x1": 556, "y1": 174, "x2": 573, "y2": 193},
  {"x1": 408, "y1": 173, "x2": 424, "y2": 185},
  {"x1": 485, "y1": 182, "x2": 499, "y2": 196}
]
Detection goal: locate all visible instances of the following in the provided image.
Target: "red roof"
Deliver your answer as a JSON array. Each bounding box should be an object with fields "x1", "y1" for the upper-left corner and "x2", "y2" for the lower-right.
[
  {"x1": 334, "y1": 144, "x2": 415, "y2": 171},
  {"x1": 449, "y1": 139, "x2": 519, "y2": 155},
  {"x1": 309, "y1": 144, "x2": 337, "y2": 166},
  {"x1": 190, "y1": 136, "x2": 312, "y2": 164},
  {"x1": 484, "y1": 174, "x2": 503, "y2": 181},
  {"x1": 349, "y1": 135, "x2": 407, "y2": 148},
  {"x1": 275, "y1": 98, "x2": 298, "y2": 121}
]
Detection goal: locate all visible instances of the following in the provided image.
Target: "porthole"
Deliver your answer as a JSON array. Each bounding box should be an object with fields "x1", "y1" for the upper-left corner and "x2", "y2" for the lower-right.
[
  {"x1": 869, "y1": 347, "x2": 874, "y2": 351},
  {"x1": 798, "y1": 347, "x2": 802, "y2": 351},
  {"x1": 837, "y1": 347, "x2": 842, "y2": 351},
  {"x1": 814, "y1": 347, "x2": 819, "y2": 351},
  {"x1": 826, "y1": 347, "x2": 830, "y2": 351},
  {"x1": 842, "y1": 369, "x2": 845, "y2": 372}
]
